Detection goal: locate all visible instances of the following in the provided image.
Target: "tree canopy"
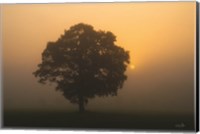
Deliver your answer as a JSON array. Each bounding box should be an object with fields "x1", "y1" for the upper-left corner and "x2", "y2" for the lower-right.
[{"x1": 33, "y1": 23, "x2": 130, "y2": 112}]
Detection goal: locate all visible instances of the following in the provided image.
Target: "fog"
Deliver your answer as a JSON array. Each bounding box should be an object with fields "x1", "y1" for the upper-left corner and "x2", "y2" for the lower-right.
[{"x1": 2, "y1": 2, "x2": 196, "y2": 114}]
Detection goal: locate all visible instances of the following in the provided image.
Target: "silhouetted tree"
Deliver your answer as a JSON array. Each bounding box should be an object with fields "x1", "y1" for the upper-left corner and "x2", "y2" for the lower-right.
[{"x1": 33, "y1": 23, "x2": 130, "y2": 113}]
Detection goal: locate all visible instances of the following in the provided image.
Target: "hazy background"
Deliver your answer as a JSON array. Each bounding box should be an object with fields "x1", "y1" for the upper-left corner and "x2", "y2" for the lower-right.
[{"x1": 2, "y1": 2, "x2": 196, "y2": 114}]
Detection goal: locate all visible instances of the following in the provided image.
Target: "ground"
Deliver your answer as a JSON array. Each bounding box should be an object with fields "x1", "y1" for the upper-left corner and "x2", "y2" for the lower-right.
[{"x1": 3, "y1": 110, "x2": 195, "y2": 132}]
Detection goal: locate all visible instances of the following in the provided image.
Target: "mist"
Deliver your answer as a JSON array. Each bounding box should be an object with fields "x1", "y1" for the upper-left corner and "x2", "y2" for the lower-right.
[{"x1": 2, "y1": 2, "x2": 196, "y2": 115}]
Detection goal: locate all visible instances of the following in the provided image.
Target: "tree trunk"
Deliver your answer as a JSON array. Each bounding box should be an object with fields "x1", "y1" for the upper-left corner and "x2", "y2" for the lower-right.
[{"x1": 78, "y1": 95, "x2": 85, "y2": 113}]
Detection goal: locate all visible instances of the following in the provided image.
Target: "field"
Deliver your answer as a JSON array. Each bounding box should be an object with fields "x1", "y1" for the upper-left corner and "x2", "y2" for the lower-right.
[{"x1": 3, "y1": 110, "x2": 195, "y2": 132}]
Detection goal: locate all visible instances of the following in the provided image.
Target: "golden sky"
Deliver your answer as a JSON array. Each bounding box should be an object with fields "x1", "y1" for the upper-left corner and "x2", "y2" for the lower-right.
[{"x1": 2, "y1": 2, "x2": 196, "y2": 114}]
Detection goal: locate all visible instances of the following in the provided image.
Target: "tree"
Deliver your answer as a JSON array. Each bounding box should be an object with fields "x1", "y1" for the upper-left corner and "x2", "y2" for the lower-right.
[{"x1": 33, "y1": 23, "x2": 130, "y2": 113}]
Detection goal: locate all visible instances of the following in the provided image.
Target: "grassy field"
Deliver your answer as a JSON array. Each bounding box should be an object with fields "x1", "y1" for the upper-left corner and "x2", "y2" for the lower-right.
[{"x1": 3, "y1": 111, "x2": 195, "y2": 132}]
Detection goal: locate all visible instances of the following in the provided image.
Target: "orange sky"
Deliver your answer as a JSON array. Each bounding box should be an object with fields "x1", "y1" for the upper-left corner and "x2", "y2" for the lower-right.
[{"x1": 2, "y1": 2, "x2": 196, "y2": 114}]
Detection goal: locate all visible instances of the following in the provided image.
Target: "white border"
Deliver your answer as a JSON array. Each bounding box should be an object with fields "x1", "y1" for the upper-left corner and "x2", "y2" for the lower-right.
[
  {"x1": 0, "y1": 0, "x2": 197, "y2": 4},
  {"x1": 0, "y1": 3, "x2": 3, "y2": 130},
  {"x1": 198, "y1": 1, "x2": 200, "y2": 133},
  {"x1": 0, "y1": 0, "x2": 199, "y2": 134}
]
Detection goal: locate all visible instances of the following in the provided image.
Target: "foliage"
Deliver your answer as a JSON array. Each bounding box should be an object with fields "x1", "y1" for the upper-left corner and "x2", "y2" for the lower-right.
[{"x1": 33, "y1": 23, "x2": 130, "y2": 112}]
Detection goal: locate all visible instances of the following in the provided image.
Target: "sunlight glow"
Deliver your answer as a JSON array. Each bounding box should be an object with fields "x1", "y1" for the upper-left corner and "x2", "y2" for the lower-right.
[{"x1": 130, "y1": 64, "x2": 135, "y2": 70}]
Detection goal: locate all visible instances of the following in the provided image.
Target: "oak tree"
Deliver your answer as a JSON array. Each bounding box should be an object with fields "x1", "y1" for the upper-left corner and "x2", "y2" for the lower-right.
[{"x1": 33, "y1": 23, "x2": 130, "y2": 113}]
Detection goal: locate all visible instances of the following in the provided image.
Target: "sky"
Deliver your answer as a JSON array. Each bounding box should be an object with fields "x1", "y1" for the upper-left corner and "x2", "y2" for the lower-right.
[{"x1": 1, "y1": 2, "x2": 196, "y2": 114}]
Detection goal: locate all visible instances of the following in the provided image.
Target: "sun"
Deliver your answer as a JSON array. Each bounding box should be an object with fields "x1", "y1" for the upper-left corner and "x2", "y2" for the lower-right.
[{"x1": 130, "y1": 64, "x2": 135, "y2": 69}]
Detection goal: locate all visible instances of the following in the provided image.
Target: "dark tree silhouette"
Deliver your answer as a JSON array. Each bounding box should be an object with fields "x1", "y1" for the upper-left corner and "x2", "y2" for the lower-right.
[{"x1": 33, "y1": 23, "x2": 130, "y2": 113}]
